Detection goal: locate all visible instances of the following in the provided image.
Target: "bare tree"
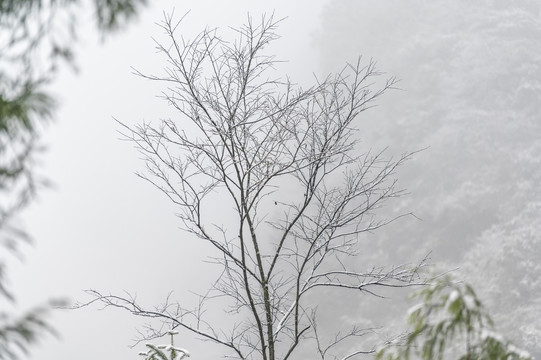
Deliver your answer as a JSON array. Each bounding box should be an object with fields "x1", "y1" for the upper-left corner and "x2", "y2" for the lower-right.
[{"x1": 80, "y1": 13, "x2": 427, "y2": 360}]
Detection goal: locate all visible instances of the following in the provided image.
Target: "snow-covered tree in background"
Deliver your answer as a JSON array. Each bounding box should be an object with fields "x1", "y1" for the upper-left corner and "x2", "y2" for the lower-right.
[
  {"x1": 376, "y1": 275, "x2": 532, "y2": 360},
  {"x1": 463, "y1": 202, "x2": 541, "y2": 354},
  {"x1": 138, "y1": 330, "x2": 190, "y2": 360},
  {"x1": 316, "y1": 1, "x2": 541, "y2": 356}
]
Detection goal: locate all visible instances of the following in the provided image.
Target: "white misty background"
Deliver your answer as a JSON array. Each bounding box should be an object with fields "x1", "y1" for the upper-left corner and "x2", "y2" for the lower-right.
[{"x1": 10, "y1": 0, "x2": 541, "y2": 359}]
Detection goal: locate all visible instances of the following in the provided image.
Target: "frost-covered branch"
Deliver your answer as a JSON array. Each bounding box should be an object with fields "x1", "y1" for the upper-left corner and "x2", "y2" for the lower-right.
[{"x1": 74, "y1": 290, "x2": 246, "y2": 359}]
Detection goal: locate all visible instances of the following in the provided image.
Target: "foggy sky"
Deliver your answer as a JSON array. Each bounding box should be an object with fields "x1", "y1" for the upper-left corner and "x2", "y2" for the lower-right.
[{"x1": 14, "y1": 1, "x2": 328, "y2": 359}]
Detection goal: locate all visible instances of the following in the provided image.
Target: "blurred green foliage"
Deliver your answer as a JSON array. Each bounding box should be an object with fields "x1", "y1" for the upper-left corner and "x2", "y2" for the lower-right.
[
  {"x1": 0, "y1": 0, "x2": 145, "y2": 356},
  {"x1": 376, "y1": 275, "x2": 532, "y2": 360}
]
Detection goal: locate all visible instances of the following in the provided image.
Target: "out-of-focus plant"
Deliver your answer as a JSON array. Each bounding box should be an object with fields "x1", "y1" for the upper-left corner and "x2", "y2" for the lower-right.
[
  {"x1": 0, "y1": 0, "x2": 147, "y2": 254},
  {"x1": 0, "y1": 0, "x2": 146, "y2": 356},
  {"x1": 376, "y1": 275, "x2": 532, "y2": 360}
]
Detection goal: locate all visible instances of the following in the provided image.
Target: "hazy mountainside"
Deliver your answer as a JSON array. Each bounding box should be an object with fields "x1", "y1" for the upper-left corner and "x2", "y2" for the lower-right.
[
  {"x1": 315, "y1": 0, "x2": 541, "y2": 356},
  {"x1": 464, "y1": 202, "x2": 541, "y2": 354}
]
